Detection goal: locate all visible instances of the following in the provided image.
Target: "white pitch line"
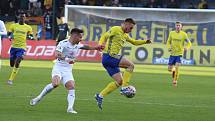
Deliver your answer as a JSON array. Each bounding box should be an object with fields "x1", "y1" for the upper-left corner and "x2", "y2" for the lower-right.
[{"x1": 1, "y1": 95, "x2": 212, "y2": 109}]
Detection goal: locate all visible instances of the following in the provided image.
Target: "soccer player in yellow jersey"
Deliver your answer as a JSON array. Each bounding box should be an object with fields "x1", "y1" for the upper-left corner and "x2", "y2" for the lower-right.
[
  {"x1": 95, "y1": 18, "x2": 151, "y2": 110},
  {"x1": 167, "y1": 21, "x2": 192, "y2": 86},
  {"x1": 7, "y1": 13, "x2": 34, "y2": 85}
]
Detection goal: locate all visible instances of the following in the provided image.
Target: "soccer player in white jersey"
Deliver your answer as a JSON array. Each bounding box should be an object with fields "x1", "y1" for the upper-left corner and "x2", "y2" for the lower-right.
[
  {"x1": 30, "y1": 28, "x2": 104, "y2": 114},
  {"x1": 0, "y1": 20, "x2": 7, "y2": 56}
]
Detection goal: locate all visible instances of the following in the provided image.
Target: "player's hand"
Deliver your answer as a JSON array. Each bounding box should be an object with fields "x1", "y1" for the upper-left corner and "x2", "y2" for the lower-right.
[
  {"x1": 95, "y1": 45, "x2": 105, "y2": 51},
  {"x1": 65, "y1": 57, "x2": 75, "y2": 64},
  {"x1": 184, "y1": 47, "x2": 188, "y2": 51},
  {"x1": 145, "y1": 38, "x2": 151, "y2": 44},
  {"x1": 8, "y1": 36, "x2": 12, "y2": 41}
]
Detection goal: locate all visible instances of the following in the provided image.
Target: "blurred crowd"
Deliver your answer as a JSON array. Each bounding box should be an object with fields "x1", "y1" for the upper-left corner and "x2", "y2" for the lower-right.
[
  {"x1": 0, "y1": 0, "x2": 214, "y2": 40},
  {"x1": 0, "y1": 0, "x2": 214, "y2": 18}
]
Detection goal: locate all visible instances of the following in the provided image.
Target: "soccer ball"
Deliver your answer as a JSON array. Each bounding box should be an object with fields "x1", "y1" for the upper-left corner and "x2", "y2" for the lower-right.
[{"x1": 124, "y1": 85, "x2": 136, "y2": 98}]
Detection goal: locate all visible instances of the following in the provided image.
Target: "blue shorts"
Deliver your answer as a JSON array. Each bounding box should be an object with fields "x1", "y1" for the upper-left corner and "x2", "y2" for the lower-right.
[
  {"x1": 102, "y1": 53, "x2": 122, "y2": 76},
  {"x1": 168, "y1": 55, "x2": 182, "y2": 65},
  {"x1": 10, "y1": 47, "x2": 26, "y2": 61}
]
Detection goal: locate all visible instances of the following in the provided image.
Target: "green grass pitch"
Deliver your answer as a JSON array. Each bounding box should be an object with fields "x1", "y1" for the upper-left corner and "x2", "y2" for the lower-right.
[{"x1": 0, "y1": 60, "x2": 215, "y2": 121}]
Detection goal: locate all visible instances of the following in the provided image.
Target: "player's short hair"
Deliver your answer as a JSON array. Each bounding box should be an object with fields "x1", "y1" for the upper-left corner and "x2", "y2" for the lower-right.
[
  {"x1": 124, "y1": 18, "x2": 136, "y2": 25},
  {"x1": 175, "y1": 21, "x2": 182, "y2": 24},
  {"x1": 70, "y1": 28, "x2": 83, "y2": 34}
]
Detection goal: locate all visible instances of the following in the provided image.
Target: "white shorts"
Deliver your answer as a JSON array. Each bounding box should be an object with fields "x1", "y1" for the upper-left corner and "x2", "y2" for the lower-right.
[{"x1": 52, "y1": 63, "x2": 74, "y2": 86}]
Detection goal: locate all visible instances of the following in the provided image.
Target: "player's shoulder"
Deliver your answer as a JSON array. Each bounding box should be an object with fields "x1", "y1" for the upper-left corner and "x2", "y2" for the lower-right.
[
  {"x1": 58, "y1": 39, "x2": 69, "y2": 45},
  {"x1": 10, "y1": 23, "x2": 17, "y2": 27},
  {"x1": 110, "y1": 26, "x2": 122, "y2": 34},
  {"x1": 24, "y1": 24, "x2": 32, "y2": 28},
  {"x1": 169, "y1": 30, "x2": 175, "y2": 34},
  {"x1": 0, "y1": 20, "x2": 4, "y2": 24},
  {"x1": 111, "y1": 26, "x2": 121, "y2": 31}
]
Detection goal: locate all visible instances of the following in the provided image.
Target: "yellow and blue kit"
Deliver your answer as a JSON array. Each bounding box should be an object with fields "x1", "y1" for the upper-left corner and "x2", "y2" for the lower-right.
[
  {"x1": 99, "y1": 26, "x2": 148, "y2": 76},
  {"x1": 167, "y1": 30, "x2": 191, "y2": 65},
  {"x1": 8, "y1": 23, "x2": 32, "y2": 60}
]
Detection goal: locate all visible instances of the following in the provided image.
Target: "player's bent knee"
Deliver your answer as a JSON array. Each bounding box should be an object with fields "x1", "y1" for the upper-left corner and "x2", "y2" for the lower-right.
[
  {"x1": 52, "y1": 81, "x2": 60, "y2": 88},
  {"x1": 130, "y1": 63, "x2": 134, "y2": 71},
  {"x1": 52, "y1": 75, "x2": 61, "y2": 88},
  {"x1": 15, "y1": 57, "x2": 22, "y2": 68},
  {"x1": 116, "y1": 80, "x2": 123, "y2": 86},
  {"x1": 65, "y1": 81, "x2": 75, "y2": 90},
  {"x1": 126, "y1": 64, "x2": 134, "y2": 72},
  {"x1": 168, "y1": 66, "x2": 172, "y2": 72},
  {"x1": 10, "y1": 61, "x2": 15, "y2": 67}
]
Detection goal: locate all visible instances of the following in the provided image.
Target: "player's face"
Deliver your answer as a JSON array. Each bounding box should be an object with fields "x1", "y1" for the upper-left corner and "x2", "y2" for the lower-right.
[
  {"x1": 19, "y1": 14, "x2": 26, "y2": 24},
  {"x1": 71, "y1": 33, "x2": 83, "y2": 44},
  {"x1": 123, "y1": 22, "x2": 135, "y2": 33},
  {"x1": 175, "y1": 23, "x2": 182, "y2": 31}
]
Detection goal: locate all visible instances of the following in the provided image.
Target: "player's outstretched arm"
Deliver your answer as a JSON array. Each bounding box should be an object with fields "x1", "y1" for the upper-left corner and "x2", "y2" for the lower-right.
[
  {"x1": 80, "y1": 45, "x2": 105, "y2": 51},
  {"x1": 99, "y1": 32, "x2": 109, "y2": 45},
  {"x1": 127, "y1": 37, "x2": 152, "y2": 45}
]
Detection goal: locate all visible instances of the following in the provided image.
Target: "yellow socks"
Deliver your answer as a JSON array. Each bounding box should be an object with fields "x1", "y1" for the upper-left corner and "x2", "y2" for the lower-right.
[
  {"x1": 173, "y1": 67, "x2": 179, "y2": 81},
  {"x1": 100, "y1": 82, "x2": 119, "y2": 97},
  {"x1": 9, "y1": 67, "x2": 19, "y2": 81},
  {"x1": 122, "y1": 69, "x2": 132, "y2": 87}
]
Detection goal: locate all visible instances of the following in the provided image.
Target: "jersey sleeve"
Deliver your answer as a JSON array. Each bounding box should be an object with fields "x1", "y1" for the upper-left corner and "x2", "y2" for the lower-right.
[
  {"x1": 77, "y1": 43, "x2": 84, "y2": 49},
  {"x1": 8, "y1": 23, "x2": 15, "y2": 32},
  {"x1": 167, "y1": 31, "x2": 172, "y2": 48},
  {"x1": 56, "y1": 42, "x2": 64, "y2": 52},
  {"x1": 27, "y1": 25, "x2": 33, "y2": 35},
  {"x1": 125, "y1": 34, "x2": 147, "y2": 45},
  {"x1": 184, "y1": 32, "x2": 192, "y2": 49},
  {"x1": 99, "y1": 31, "x2": 109, "y2": 45}
]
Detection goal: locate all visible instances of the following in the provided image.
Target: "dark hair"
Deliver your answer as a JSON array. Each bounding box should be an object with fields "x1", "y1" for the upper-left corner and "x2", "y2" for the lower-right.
[
  {"x1": 70, "y1": 28, "x2": 83, "y2": 34},
  {"x1": 124, "y1": 18, "x2": 136, "y2": 25},
  {"x1": 175, "y1": 21, "x2": 182, "y2": 24}
]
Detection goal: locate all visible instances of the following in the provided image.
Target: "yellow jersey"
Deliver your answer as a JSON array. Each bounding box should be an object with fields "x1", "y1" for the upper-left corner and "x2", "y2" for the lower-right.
[
  {"x1": 99, "y1": 26, "x2": 147, "y2": 57},
  {"x1": 167, "y1": 30, "x2": 191, "y2": 56},
  {"x1": 9, "y1": 23, "x2": 33, "y2": 49}
]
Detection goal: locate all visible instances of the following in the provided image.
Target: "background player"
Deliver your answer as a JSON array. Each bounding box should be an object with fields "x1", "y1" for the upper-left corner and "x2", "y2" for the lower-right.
[
  {"x1": 167, "y1": 21, "x2": 192, "y2": 86},
  {"x1": 0, "y1": 19, "x2": 7, "y2": 57},
  {"x1": 7, "y1": 13, "x2": 34, "y2": 85},
  {"x1": 30, "y1": 28, "x2": 104, "y2": 114},
  {"x1": 56, "y1": 17, "x2": 70, "y2": 45},
  {"x1": 95, "y1": 18, "x2": 151, "y2": 110}
]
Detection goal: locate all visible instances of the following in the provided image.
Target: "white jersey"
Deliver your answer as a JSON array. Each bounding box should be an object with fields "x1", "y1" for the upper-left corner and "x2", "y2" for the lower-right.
[
  {"x1": 0, "y1": 20, "x2": 7, "y2": 56},
  {"x1": 0, "y1": 20, "x2": 7, "y2": 36},
  {"x1": 55, "y1": 39, "x2": 84, "y2": 66}
]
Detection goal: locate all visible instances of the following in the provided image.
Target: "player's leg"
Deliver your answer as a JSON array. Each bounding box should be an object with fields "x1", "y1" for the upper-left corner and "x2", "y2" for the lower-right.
[
  {"x1": 7, "y1": 48, "x2": 16, "y2": 84},
  {"x1": 7, "y1": 48, "x2": 24, "y2": 84},
  {"x1": 95, "y1": 54, "x2": 121, "y2": 109},
  {"x1": 99, "y1": 54, "x2": 122, "y2": 97},
  {"x1": 119, "y1": 56, "x2": 134, "y2": 88},
  {"x1": 173, "y1": 56, "x2": 182, "y2": 85},
  {"x1": 63, "y1": 70, "x2": 77, "y2": 114},
  {"x1": 30, "y1": 65, "x2": 61, "y2": 106},
  {"x1": 30, "y1": 75, "x2": 60, "y2": 106},
  {"x1": 168, "y1": 64, "x2": 175, "y2": 78},
  {"x1": 100, "y1": 72, "x2": 122, "y2": 97},
  {"x1": 168, "y1": 56, "x2": 176, "y2": 83},
  {"x1": 95, "y1": 71, "x2": 122, "y2": 110},
  {"x1": 65, "y1": 80, "x2": 77, "y2": 114}
]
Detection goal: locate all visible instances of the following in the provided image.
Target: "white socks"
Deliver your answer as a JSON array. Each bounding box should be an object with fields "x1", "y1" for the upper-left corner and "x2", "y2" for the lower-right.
[
  {"x1": 37, "y1": 83, "x2": 54, "y2": 99},
  {"x1": 67, "y1": 90, "x2": 75, "y2": 110}
]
